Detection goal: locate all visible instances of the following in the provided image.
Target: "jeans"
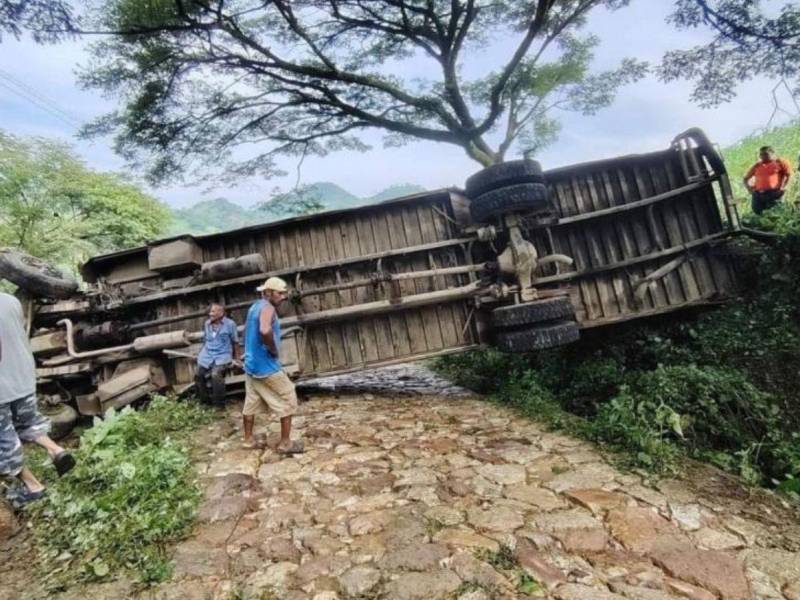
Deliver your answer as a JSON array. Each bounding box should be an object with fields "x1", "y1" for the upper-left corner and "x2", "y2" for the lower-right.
[
  {"x1": 751, "y1": 189, "x2": 784, "y2": 215},
  {"x1": 196, "y1": 364, "x2": 228, "y2": 406}
]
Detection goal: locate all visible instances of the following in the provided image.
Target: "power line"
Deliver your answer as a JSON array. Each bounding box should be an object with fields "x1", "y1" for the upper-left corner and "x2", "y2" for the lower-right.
[
  {"x1": 0, "y1": 78, "x2": 80, "y2": 128},
  {"x1": 0, "y1": 68, "x2": 83, "y2": 128},
  {"x1": 0, "y1": 68, "x2": 83, "y2": 125},
  {"x1": 0, "y1": 69, "x2": 82, "y2": 122}
]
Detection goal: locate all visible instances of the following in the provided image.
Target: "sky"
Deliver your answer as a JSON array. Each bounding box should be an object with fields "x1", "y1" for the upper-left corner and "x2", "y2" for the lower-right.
[{"x1": 0, "y1": 1, "x2": 797, "y2": 209}]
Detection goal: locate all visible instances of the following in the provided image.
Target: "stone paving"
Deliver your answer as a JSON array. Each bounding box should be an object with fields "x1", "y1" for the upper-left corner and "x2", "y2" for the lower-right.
[
  {"x1": 153, "y1": 389, "x2": 799, "y2": 600},
  {"x1": 2, "y1": 368, "x2": 800, "y2": 599}
]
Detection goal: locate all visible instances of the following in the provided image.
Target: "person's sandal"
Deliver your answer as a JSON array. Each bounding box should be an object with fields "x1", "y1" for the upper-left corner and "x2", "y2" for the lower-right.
[
  {"x1": 276, "y1": 440, "x2": 305, "y2": 456},
  {"x1": 53, "y1": 451, "x2": 76, "y2": 477},
  {"x1": 242, "y1": 435, "x2": 268, "y2": 450}
]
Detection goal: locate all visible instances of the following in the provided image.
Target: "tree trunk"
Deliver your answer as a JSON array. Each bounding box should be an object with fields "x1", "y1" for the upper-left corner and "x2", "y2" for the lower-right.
[{"x1": 465, "y1": 142, "x2": 498, "y2": 167}]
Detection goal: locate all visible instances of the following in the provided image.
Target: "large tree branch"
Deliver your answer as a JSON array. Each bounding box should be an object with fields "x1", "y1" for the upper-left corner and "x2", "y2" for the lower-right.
[
  {"x1": 481, "y1": 0, "x2": 555, "y2": 128},
  {"x1": 476, "y1": 0, "x2": 597, "y2": 137},
  {"x1": 694, "y1": 0, "x2": 799, "y2": 45},
  {"x1": 209, "y1": 61, "x2": 462, "y2": 144},
  {"x1": 440, "y1": 0, "x2": 477, "y2": 128},
  {"x1": 327, "y1": 0, "x2": 441, "y2": 58},
  {"x1": 215, "y1": 10, "x2": 466, "y2": 133},
  {"x1": 272, "y1": 1, "x2": 338, "y2": 71}
]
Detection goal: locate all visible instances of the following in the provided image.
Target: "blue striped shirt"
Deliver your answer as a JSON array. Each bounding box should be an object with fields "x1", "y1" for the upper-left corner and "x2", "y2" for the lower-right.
[{"x1": 197, "y1": 317, "x2": 238, "y2": 368}]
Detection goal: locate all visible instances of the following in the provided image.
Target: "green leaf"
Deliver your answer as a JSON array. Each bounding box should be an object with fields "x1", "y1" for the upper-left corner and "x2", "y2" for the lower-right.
[
  {"x1": 0, "y1": 132, "x2": 170, "y2": 273},
  {"x1": 778, "y1": 478, "x2": 800, "y2": 494},
  {"x1": 666, "y1": 410, "x2": 684, "y2": 439},
  {"x1": 91, "y1": 559, "x2": 109, "y2": 577}
]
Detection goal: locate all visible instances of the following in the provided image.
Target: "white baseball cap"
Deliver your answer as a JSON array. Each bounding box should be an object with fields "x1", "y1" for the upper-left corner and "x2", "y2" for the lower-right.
[{"x1": 256, "y1": 276, "x2": 288, "y2": 293}]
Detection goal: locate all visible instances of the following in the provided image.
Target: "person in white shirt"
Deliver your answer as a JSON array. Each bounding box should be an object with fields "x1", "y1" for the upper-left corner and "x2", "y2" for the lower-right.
[{"x1": 0, "y1": 292, "x2": 75, "y2": 505}]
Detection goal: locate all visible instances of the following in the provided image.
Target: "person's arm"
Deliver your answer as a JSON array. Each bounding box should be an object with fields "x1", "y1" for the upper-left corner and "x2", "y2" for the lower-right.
[
  {"x1": 240, "y1": 322, "x2": 247, "y2": 364},
  {"x1": 743, "y1": 165, "x2": 756, "y2": 192},
  {"x1": 259, "y1": 303, "x2": 279, "y2": 357},
  {"x1": 230, "y1": 321, "x2": 241, "y2": 361},
  {"x1": 197, "y1": 322, "x2": 208, "y2": 358}
]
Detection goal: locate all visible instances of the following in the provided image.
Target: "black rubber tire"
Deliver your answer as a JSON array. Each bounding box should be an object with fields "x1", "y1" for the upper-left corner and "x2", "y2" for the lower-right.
[
  {"x1": 494, "y1": 320, "x2": 580, "y2": 353},
  {"x1": 0, "y1": 249, "x2": 78, "y2": 299},
  {"x1": 491, "y1": 297, "x2": 575, "y2": 329},
  {"x1": 465, "y1": 160, "x2": 545, "y2": 199},
  {"x1": 40, "y1": 403, "x2": 79, "y2": 441},
  {"x1": 470, "y1": 183, "x2": 552, "y2": 223}
]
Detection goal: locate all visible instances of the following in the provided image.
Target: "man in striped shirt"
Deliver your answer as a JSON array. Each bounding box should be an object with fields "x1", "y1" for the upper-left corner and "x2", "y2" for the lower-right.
[{"x1": 195, "y1": 302, "x2": 240, "y2": 406}]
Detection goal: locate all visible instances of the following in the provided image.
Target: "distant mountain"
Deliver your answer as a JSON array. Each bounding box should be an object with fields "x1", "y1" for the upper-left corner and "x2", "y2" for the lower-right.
[
  {"x1": 306, "y1": 182, "x2": 360, "y2": 209},
  {"x1": 366, "y1": 183, "x2": 426, "y2": 203},
  {"x1": 167, "y1": 182, "x2": 426, "y2": 236},
  {"x1": 168, "y1": 198, "x2": 256, "y2": 236}
]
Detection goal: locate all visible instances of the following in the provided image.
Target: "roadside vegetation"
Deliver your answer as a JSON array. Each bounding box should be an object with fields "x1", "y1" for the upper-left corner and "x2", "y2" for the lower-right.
[
  {"x1": 25, "y1": 396, "x2": 212, "y2": 590},
  {"x1": 723, "y1": 120, "x2": 800, "y2": 204},
  {"x1": 0, "y1": 130, "x2": 170, "y2": 276},
  {"x1": 436, "y1": 123, "x2": 800, "y2": 496}
]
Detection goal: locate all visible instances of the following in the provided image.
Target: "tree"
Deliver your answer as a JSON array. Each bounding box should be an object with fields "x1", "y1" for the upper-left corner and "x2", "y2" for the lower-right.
[
  {"x1": 0, "y1": 131, "x2": 171, "y2": 271},
  {"x1": 660, "y1": 0, "x2": 800, "y2": 109},
  {"x1": 260, "y1": 185, "x2": 326, "y2": 219},
  {"x1": 0, "y1": 1, "x2": 74, "y2": 43},
  {"x1": 21, "y1": 0, "x2": 646, "y2": 184}
]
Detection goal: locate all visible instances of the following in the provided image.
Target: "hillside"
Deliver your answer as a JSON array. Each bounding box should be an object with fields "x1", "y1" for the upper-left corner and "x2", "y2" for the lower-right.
[
  {"x1": 721, "y1": 120, "x2": 800, "y2": 207},
  {"x1": 169, "y1": 198, "x2": 255, "y2": 235},
  {"x1": 166, "y1": 182, "x2": 425, "y2": 236},
  {"x1": 365, "y1": 183, "x2": 426, "y2": 203},
  {"x1": 307, "y1": 181, "x2": 360, "y2": 208}
]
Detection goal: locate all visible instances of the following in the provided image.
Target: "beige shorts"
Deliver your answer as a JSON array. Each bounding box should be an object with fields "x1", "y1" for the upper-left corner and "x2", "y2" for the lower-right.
[{"x1": 243, "y1": 371, "x2": 298, "y2": 418}]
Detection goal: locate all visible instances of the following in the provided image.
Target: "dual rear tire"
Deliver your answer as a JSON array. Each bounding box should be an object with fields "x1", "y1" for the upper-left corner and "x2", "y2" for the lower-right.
[
  {"x1": 466, "y1": 159, "x2": 553, "y2": 223},
  {"x1": 467, "y1": 161, "x2": 576, "y2": 352},
  {"x1": 491, "y1": 296, "x2": 580, "y2": 353}
]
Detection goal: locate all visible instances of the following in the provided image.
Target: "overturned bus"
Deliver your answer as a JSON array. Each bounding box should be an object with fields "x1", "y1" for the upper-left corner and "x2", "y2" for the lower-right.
[{"x1": 1, "y1": 128, "x2": 741, "y2": 427}]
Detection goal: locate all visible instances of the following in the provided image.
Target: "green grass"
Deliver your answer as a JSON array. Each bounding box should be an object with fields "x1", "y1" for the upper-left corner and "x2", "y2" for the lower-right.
[
  {"x1": 477, "y1": 544, "x2": 517, "y2": 571},
  {"x1": 722, "y1": 120, "x2": 800, "y2": 212},
  {"x1": 473, "y1": 545, "x2": 546, "y2": 597},
  {"x1": 27, "y1": 395, "x2": 213, "y2": 589},
  {"x1": 518, "y1": 573, "x2": 546, "y2": 595}
]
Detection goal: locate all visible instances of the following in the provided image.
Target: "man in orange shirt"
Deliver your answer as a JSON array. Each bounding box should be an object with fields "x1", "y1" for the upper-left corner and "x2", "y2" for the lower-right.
[{"x1": 743, "y1": 146, "x2": 792, "y2": 214}]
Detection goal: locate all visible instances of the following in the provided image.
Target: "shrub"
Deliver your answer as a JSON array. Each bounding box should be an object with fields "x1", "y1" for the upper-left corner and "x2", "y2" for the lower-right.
[
  {"x1": 28, "y1": 396, "x2": 212, "y2": 588},
  {"x1": 433, "y1": 350, "x2": 529, "y2": 394},
  {"x1": 592, "y1": 391, "x2": 683, "y2": 472},
  {"x1": 554, "y1": 357, "x2": 625, "y2": 416},
  {"x1": 618, "y1": 366, "x2": 773, "y2": 449},
  {"x1": 598, "y1": 365, "x2": 799, "y2": 481}
]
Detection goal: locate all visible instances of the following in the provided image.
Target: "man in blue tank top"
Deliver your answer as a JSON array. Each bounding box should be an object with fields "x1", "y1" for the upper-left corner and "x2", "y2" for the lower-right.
[{"x1": 242, "y1": 277, "x2": 303, "y2": 454}]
